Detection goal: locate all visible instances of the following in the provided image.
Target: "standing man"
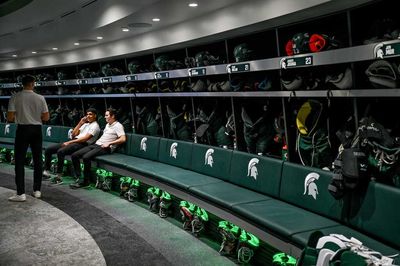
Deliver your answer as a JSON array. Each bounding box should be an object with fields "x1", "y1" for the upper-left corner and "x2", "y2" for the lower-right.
[
  {"x1": 43, "y1": 108, "x2": 100, "y2": 184},
  {"x1": 7, "y1": 75, "x2": 49, "y2": 201},
  {"x1": 70, "y1": 108, "x2": 126, "y2": 189}
]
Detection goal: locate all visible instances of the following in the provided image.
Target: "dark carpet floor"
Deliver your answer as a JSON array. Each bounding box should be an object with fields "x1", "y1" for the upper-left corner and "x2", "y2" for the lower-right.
[{"x1": 0, "y1": 173, "x2": 171, "y2": 266}]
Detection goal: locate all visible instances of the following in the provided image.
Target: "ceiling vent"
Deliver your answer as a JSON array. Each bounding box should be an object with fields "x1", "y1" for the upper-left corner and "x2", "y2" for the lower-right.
[
  {"x1": 78, "y1": 39, "x2": 98, "y2": 43},
  {"x1": 60, "y1": 10, "x2": 76, "y2": 18},
  {"x1": 128, "y1": 23, "x2": 152, "y2": 28},
  {"x1": 81, "y1": 0, "x2": 98, "y2": 8},
  {"x1": 19, "y1": 26, "x2": 33, "y2": 32},
  {"x1": 39, "y1": 19, "x2": 54, "y2": 26},
  {"x1": 0, "y1": 32, "x2": 13, "y2": 38}
]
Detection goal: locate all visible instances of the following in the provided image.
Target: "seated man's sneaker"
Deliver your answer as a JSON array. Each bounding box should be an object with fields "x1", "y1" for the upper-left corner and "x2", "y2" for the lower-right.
[
  {"x1": 43, "y1": 170, "x2": 51, "y2": 179},
  {"x1": 32, "y1": 191, "x2": 41, "y2": 199},
  {"x1": 69, "y1": 181, "x2": 89, "y2": 189},
  {"x1": 50, "y1": 175, "x2": 63, "y2": 185},
  {"x1": 8, "y1": 194, "x2": 26, "y2": 202}
]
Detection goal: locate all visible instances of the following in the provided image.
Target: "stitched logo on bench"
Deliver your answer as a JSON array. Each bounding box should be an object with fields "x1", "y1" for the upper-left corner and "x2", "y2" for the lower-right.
[
  {"x1": 140, "y1": 137, "x2": 147, "y2": 152},
  {"x1": 4, "y1": 124, "x2": 10, "y2": 135},
  {"x1": 67, "y1": 129, "x2": 73, "y2": 139},
  {"x1": 304, "y1": 172, "x2": 320, "y2": 200},
  {"x1": 170, "y1": 142, "x2": 178, "y2": 159},
  {"x1": 46, "y1": 127, "x2": 52, "y2": 137},
  {"x1": 247, "y1": 158, "x2": 259, "y2": 180},
  {"x1": 205, "y1": 148, "x2": 214, "y2": 167}
]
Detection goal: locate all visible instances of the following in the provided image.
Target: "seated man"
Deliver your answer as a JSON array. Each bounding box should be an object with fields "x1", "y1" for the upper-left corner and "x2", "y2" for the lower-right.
[
  {"x1": 70, "y1": 108, "x2": 126, "y2": 189},
  {"x1": 43, "y1": 108, "x2": 100, "y2": 184}
]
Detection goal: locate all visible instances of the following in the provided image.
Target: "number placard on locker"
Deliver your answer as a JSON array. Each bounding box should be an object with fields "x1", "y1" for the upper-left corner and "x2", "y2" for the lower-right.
[{"x1": 280, "y1": 55, "x2": 313, "y2": 69}]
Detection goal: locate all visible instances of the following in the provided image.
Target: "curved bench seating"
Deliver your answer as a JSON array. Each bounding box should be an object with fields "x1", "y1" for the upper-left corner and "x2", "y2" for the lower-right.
[{"x1": 0, "y1": 123, "x2": 399, "y2": 261}]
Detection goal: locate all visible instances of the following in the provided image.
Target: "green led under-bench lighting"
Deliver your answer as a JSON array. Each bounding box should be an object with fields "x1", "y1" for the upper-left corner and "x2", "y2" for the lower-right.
[
  {"x1": 272, "y1": 252, "x2": 297, "y2": 266},
  {"x1": 218, "y1": 220, "x2": 260, "y2": 263}
]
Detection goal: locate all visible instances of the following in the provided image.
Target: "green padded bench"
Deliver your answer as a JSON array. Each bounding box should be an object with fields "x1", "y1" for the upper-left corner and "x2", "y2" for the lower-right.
[
  {"x1": 97, "y1": 136, "x2": 224, "y2": 189},
  {"x1": 42, "y1": 125, "x2": 73, "y2": 148},
  {"x1": 97, "y1": 139, "x2": 400, "y2": 262},
  {"x1": 232, "y1": 162, "x2": 400, "y2": 262},
  {"x1": 0, "y1": 123, "x2": 16, "y2": 146}
]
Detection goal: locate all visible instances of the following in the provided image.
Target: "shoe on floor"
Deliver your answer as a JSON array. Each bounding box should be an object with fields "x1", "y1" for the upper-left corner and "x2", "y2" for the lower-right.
[
  {"x1": 43, "y1": 170, "x2": 51, "y2": 178},
  {"x1": 8, "y1": 194, "x2": 26, "y2": 202},
  {"x1": 50, "y1": 175, "x2": 63, "y2": 185},
  {"x1": 32, "y1": 191, "x2": 41, "y2": 198},
  {"x1": 69, "y1": 182, "x2": 89, "y2": 189}
]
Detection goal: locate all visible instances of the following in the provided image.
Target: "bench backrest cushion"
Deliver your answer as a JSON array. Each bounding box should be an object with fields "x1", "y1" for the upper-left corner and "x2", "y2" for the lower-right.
[
  {"x1": 42, "y1": 125, "x2": 61, "y2": 142},
  {"x1": 0, "y1": 123, "x2": 16, "y2": 138},
  {"x1": 190, "y1": 144, "x2": 233, "y2": 181},
  {"x1": 130, "y1": 134, "x2": 160, "y2": 160},
  {"x1": 280, "y1": 162, "x2": 348, "y2": 222},
  {"x1": 349, "y1": 182, "x2": 400, "y2": 250},
  {"x1": 58, "y1": 127, "x2": 74, "y2": 143},
  {"x1": 158, "y1": 138, "x2": 193, "y2": 169},
  {"x1": 228, "y1": 151, "x2": 283, "y2": 197},
  {"x1": 116, "y1": 133, "x2": 131, "y2": 155}
]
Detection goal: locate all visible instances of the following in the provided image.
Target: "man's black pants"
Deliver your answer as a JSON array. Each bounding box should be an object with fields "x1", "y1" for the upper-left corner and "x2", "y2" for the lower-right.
[
  {"x1": 14, "y1": 125, "x2": 42, "y2": 195},
  {"x1": 71, "y1": 144, "x2": 110, "y2": 182},
  {"x1": 44, "y1": 142, "x2": 87, "y2": 174}
]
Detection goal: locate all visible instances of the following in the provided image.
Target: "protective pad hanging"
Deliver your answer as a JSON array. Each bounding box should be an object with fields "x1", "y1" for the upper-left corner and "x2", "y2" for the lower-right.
[{"x1": 365, "y1": 60, "x2": 399, "y2": 88}]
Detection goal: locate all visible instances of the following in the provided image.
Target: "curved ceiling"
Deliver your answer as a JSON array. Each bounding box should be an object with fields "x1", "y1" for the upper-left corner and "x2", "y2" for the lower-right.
[{"x1": 0, "y1": 0, "x2": 374, "y2": 70}]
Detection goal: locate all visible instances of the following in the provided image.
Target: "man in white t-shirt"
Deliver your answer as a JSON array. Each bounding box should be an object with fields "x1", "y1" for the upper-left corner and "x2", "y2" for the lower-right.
[
  {"x1": 43, "y1": 108, "x2": 100, "y2": 184},
  {"x1": 70, "y1": 108, "x2": 126, "y2": 189}
]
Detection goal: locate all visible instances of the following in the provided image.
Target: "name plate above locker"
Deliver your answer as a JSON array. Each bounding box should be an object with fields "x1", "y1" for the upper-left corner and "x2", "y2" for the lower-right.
[
  {"x1": 280, "y1": 55, "x2": 313, "y2": 69},
  {"x1": 154, "y1": 72, "x2": 170, "y2": 79},
  {"x1": 375, "y1": 40, "x2": 400, "y2": 59},
  {"x1": 125, "y1": 75, "x2": 138, "y2": 81},
  {"x1": 226, "y1": 63, "x2": 250, "y2": 73},
  {"x1": 101, "y1": 77, "x2": 112, "y2": 83},
  {"x1": 55, "y1": 81, "x2": 66, "y2": 86},
  {"x1": 77, "y1": 79, "x2": 88, "y2": 85},
  {"x1": 188, "y1": 68, "x2": 206, "y2": 77}
]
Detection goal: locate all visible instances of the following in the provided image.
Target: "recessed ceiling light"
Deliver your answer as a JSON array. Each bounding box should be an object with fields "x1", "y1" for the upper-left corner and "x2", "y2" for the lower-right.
[
  {"x1": 12, "y1": 54, "x2": 17, "y2": 57},
  {"x1": 31, "y1": 51, "x2": 37, "y2": 54},
  {"x1": 121, "y1": 27, "x2": 130, "y2": 32},
  {"x1": 97, "y1": 36, "x2": 103, "y2": 40},
  {"x1": 52, "y1": 47, "x2": 58, "y2": 50},
  {"x1": 152, "y1": 18, "x2": 160, "y2": 22},
  {"x1": 74, "y1": 42, "x2": 80, "y2": 45},
  {"x1": 188, "y1": 3, "x2": 198, "y2": 7}
]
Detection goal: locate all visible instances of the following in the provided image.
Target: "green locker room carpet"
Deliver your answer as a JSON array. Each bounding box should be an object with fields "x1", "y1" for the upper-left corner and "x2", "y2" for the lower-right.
[{"x1": 0, "y1": 164, "x2": 234, "y2": 266}]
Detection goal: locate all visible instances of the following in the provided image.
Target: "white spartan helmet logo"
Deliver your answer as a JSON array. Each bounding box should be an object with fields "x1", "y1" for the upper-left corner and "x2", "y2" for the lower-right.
[
  {"x1": 303, "y1": 172, "x2": 320, "y2": 200},
  {"x1": 4, "y1": 124, "x2": 10, "y2": 134},
  {"x1": 204, "y1": 148, "x2": 214, "y2": 167},
  {"x1": 67, "y1": 129, "x2": 73, "y2": 139},
  {"x1": 140, "y1": 137, "x2": 148, "y2": 152},
  {"x1": 247, "y1": 158, "x2": 259, "y2": 180},
  {"x1": 46, "y1": 127, "x2": 52, "y2": 137},
  {"x1": 170, "y1": 142, "x2": 178, "y2": 158}
]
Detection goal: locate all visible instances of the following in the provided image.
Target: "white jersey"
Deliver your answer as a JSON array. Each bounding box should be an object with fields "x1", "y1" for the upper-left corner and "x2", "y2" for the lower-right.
[
  {"x1": 76, "y1": 121, "x2": 101, "y2": 145},
  {"x1": 96, "y1": 121, "x2": 125, "y2": 151}
]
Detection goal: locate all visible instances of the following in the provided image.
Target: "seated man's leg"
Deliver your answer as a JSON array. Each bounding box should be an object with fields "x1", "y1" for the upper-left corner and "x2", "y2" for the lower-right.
[
  {"x1": 56, "y1": 143, "x2": 87, "y2": 175},
  {"x1": 44, "y1": 143, "x2": 62, "y2": 171},
  {"x1": 81, "y1": 145, "x2": 110, "y2": 183},
  {"x1": 70, "y1": 145, "x2": 93, "y2": 180}
]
